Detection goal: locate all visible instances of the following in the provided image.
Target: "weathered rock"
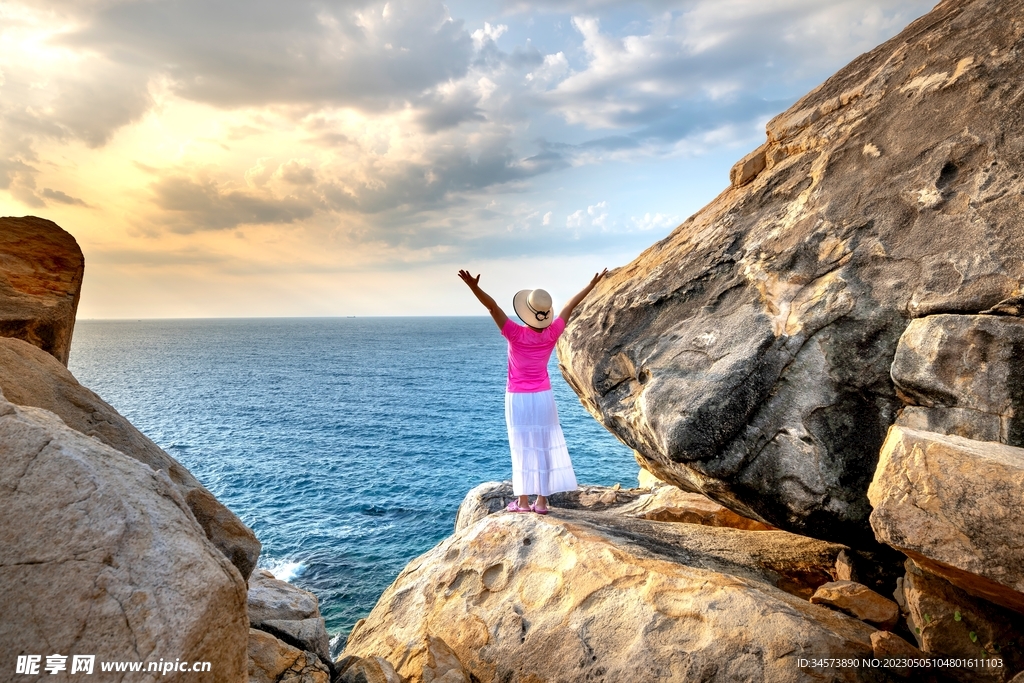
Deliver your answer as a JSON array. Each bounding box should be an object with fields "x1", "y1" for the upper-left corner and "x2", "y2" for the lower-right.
[
  {"x1": 895, "y1": 405, "x2": 1002, "y2": 443},
  {"x1": 557, "y1": 0, "x2": 1024, "y2": 546},
  {"x1": 454, "y1": 481, "x2": 646, "y2": 533},
  {"x1": 248, "y1": 568, "x2": 321, "y2": 624},
  {"x1": 0, "y1": 397, "x2": 248, "y2": 681},
  {"x1": 344, "y1": 512, "x2": 884, "y2": 683},
  {"x1": 0, "y1": 216, "x2": 84, "y2": 366},
  {"x1": 260, "y1": 619, "x2": 331, "y2": 669},
  {"x1": 891, "y1": 314, "x2": 1024, "y2": 445},
  {"x1": 902, "y1": 560, "x2": 1024, "y2": 682},
  {"x1": 811, "y1": 581, "x2": 900, "y2": 630},
  {"x1": 869, "y1": 632, "x2": 929, "y2": 679},
  {"x1": 618, "y1": 484, "x2": 774, "y2": 530},
  {"x1": 868, "y1": 426, "x2": 1024, "y2": 613},
  {"x1": 247, "y1": 568, "x2": 331, "y2": 665},
  {"x1": 836, "y1": 549, "x2": 857, "y2": 582},
  {"x1": 636, "y1": 463, "x2": 662, "y2": 488},
  {"x1": 335, "y1": 655, "x2": 403, "y2": 683},
  {"x1": 0, "y1": 336, "x2": 261, "y2": 578},
  {"x1": 248, "y1": 628, "x2": 330, "y2": 683}
]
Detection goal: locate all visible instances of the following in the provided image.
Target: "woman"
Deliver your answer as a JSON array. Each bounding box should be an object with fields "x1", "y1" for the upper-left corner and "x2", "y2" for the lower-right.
[{"x1": 458, "y1": 268, "x2": 607, "y2": 514}]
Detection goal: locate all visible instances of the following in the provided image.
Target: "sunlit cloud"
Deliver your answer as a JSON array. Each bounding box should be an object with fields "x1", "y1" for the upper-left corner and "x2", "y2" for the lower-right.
[{"x1": 0, "y1": 0, "x2": 936, "y2": 317}]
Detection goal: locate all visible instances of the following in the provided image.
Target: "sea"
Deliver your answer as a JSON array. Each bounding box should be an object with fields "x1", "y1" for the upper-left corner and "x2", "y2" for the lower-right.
[{"x1": 67, "y1": 317, "x2": 637, "y2": 642}]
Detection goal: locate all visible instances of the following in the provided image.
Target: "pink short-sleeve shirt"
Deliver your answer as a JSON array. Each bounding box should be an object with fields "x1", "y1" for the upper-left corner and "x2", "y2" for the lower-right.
[{"x1": 501, "y1": 317, "x2": 567, "y2": 393}]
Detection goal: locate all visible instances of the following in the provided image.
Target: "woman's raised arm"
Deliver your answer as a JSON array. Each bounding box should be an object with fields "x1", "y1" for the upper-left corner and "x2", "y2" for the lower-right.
[
  {"x1": 558, "y1": 269, "x2": 608, "y2": 322},
  {"x1": 458, "y1": 270, "x2": 509, "y2": 330}
]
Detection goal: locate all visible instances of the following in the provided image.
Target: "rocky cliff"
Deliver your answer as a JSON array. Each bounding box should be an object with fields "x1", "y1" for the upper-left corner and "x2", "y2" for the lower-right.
[
  {"x1": 556, "y1": 0, "x2": 1024, "y2": 547},
  {"x1": 0, "y1": 218, "x2": 336, "y2": 682},
  {"x1": 0, "y1": 216, "x2": 84, "y2": 366},
  {"x1": 342, "y1": 0, "x2": 1024, "y2": 681}
]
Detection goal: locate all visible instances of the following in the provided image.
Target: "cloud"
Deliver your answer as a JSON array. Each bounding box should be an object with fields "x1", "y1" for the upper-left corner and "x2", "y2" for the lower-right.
[
  {"x1": 149, "y1": 175, "x2": 317, "y2": 232},
  {"x1": 631, "y1": 211, "x2": 678, "y2": 231},
  {"x1": 534, "y1": 0, "x2": 935, "y2": 131},
  {"x1": 63, "y1": 0, "x2": 475, "y2": 110},
  {"x1": 41, "y1": 188, "x2": 89, "y2": 206},
  {"x1": 1, "y1": 0, "x2": 935, "y2": 269}
]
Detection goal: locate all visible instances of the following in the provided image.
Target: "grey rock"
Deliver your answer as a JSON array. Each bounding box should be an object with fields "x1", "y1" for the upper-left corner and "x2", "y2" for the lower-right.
[
  {"x1": 891, "y1": 314, "x2": 1024, "y2": 446},
  {"x1": 0, "y1": 336, "x2": 261, "y2": 579},
  {"x1": 248, "y1": 568, "x2": 321, "y2": 623},
  {"x1": 557, "y1": 0, "x2": 1024, "y2": 545},
  {"x1": 895, "y1": 405, "x2": 1002, "y2": 443},
  {"x1": 0, "y1": 397, "x2": 249, "y2": 681},
  {"x1": 260, "y1": 618, "x2": 331, "y2": 668}
]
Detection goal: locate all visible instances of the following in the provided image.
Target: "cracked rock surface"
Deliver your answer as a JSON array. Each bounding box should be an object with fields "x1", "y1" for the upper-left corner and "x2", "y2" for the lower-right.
[
  {"x1": 343, "y1": 502, "x2": 886, "y2": 683},
  {"x1": 558, "y1": 0, "x2": 1024, "y2": 545},
  {"x1": 0, "y1": 395, "x2": 248, "y2": 682},
  {"x1": 0, "y1": 216, "x2": 84, "y2": 366}
]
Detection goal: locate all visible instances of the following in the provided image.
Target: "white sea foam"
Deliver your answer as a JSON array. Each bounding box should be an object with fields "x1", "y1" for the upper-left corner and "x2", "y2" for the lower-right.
[{"x1": 261, "y1": 558, "x2": 306, "y2": 583}]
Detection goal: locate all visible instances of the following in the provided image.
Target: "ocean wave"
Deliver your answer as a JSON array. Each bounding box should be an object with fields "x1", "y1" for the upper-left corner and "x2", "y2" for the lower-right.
[{"x1": 260, "y1": 557, "x2": 306, "y2": 583}]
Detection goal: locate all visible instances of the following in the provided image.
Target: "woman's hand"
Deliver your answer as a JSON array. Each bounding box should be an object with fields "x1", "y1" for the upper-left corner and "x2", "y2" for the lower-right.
[
  {"x1": 458, "y1": 270, "x2": 481, "y2": 289},
  {"x1": 458, "y1": 270, "x2": 508, "y2": 329},
  {"x1": 589, "y1": 269, "x2": 608, "y2": 288}
]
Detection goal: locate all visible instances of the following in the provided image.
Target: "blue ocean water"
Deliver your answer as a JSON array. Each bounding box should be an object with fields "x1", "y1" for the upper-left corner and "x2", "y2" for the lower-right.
[{"x1": 67, "y1": 317, "x2": 636, "y2": 640}]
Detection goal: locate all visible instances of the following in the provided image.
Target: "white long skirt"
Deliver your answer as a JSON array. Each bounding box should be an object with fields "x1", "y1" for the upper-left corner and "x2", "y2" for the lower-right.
[{"x1": 505, "y1": 390, "x2": 578, "y2": 496}]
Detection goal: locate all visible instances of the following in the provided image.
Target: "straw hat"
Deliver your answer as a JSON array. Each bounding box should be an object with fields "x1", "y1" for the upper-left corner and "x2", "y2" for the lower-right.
[{"x1": 513, "y1": 288, "x2": 554, "y2": 329}]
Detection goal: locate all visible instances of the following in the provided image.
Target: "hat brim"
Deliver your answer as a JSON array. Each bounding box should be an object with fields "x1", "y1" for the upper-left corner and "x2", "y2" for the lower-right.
[{"x1": 513, "y1": 289, "x2": 554, "y2": 329}]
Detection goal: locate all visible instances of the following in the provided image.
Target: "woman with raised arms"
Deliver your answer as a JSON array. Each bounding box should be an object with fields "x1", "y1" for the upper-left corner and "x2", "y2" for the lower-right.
[{"x1": 458, "y1": 269, "x2": 607, "y2": 513}]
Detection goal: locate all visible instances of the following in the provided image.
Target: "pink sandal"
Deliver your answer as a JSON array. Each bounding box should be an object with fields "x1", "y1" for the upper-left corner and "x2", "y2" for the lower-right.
[
  {"x1": 506, "y1": 501, "x2": 530, "y2": 513},
  {"x1": 530, "y1": 504, "x2": 549, "y2": 515}
]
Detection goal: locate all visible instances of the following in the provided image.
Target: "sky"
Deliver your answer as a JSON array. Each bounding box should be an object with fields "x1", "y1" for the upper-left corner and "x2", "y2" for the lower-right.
[{"x1": 0, "y1": 0, "x2": 936, "y2": 318}]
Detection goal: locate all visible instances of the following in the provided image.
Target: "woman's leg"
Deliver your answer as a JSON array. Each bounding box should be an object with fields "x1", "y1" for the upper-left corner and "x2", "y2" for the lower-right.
[{"x1": 534, "y1": 494, "x2": 548, "y2": 512}]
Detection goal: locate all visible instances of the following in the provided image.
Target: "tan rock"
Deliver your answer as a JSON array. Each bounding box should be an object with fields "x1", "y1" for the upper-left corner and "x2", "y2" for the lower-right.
[
  {"x1": 419, "y1": 636, "x2": 471, "y2": 683},
  {"x1": 835, "y1": 549, "x2": 856, "y2": 582},
  {"x1": 0, "y1": 336, "x2": 260, "y2": 578},
  {"x1": 636, "y1": 463, "x2": 662, "y2": 489},
  {"x1": 249, "y1": 628, "x2": 330, "y2": 683},
  {"x1": 868, "y1": 426, "x2": 1024, "y2": 612},
  {"x1": 336, "y1": 655, "x2": 403, "y2": 683},
  {"x1": 902, "y1": 560, "x2": 1024, "y2": 682},
  {"x1": 344, "y1": 512, "x2": 881, "y2": 683},
  {"x1": 0, "y1": 216, "x2": 84, "y2": 366},
  {"x1": 260, "y1": 619, "x2": 331, "y2": 668},
  {"x1": 0, "y1": 398, "x2": 248, "y2": 681},
  {"x1": 454, "y1": 481, "x2": 646, "y2": 533},
  {"x1": 556, "y1": 0, "x2": 1024, "y2": 545},
  {"x1": 891, "y1": 314, "x2": 1024, "y2": 446},
  {"x1": 619, "y1": 485, "x2": 773, "y2": 530},
  {"x1": 810, "y1": 581, "x2": 899, "y2": 629},
  {"x1": 869, "y1": 632, "x2": 929, "y2": 679}
]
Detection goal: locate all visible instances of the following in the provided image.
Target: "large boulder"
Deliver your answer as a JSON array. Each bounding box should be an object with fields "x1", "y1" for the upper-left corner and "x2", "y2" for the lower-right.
[
  {"x1": 891, "y1": 314, "x2": 1024, "y2": 445},
  {"x1": 900, "y1": 560, "x2": 1024, "y2": 682},
  {"x1": 0, "y1": 216, "x2": 84, "y2": 366},
  {"x1": 0, "y1": 396, "x2": 248, "y2": 681},
  {"x1": 0, "y1": 336, "x2": 261, "y2": 579},
  {"x1": 868, "y1": 426, "x2": 1024, "y2": 613},
  {"x1": 557, "y1": 0, "x2": 1024, "y2": 545},
  {"x1": 248, "y1": 568, "x2": 331, "y2": 666},
  {"x1": 343, "y1": 510, "x2": 885, "y2": 683},
  {"x1": 248, "y1": 628, "x2": 330, "y2": 683}
]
